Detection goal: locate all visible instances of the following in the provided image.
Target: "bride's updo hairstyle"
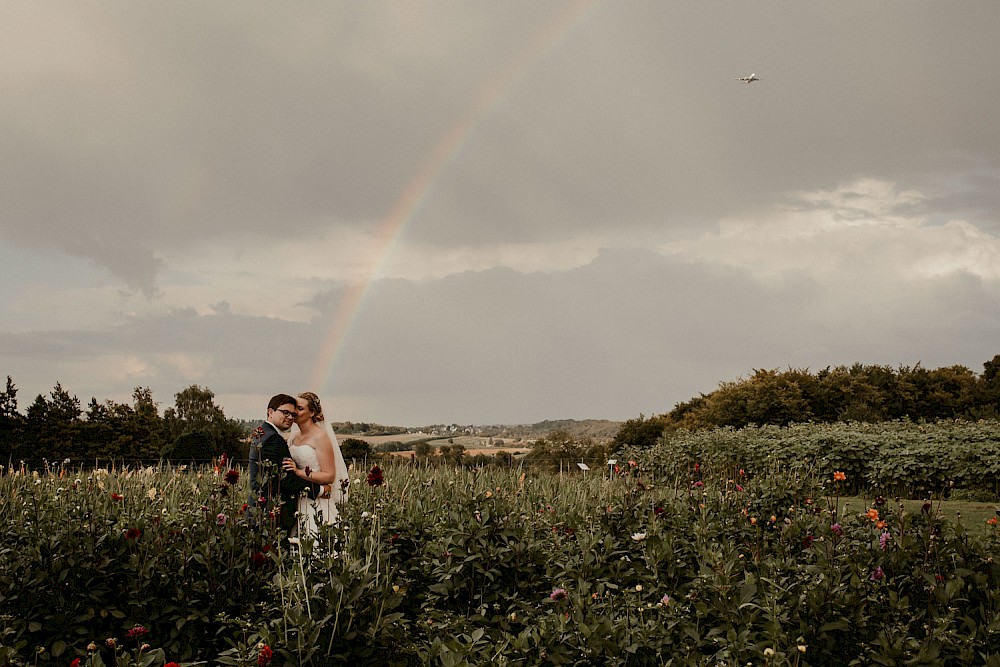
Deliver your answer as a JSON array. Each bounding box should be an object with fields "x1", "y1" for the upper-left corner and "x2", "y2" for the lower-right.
[{"x1": 298, "y1": 392, "x2": 325, "y2": 423}]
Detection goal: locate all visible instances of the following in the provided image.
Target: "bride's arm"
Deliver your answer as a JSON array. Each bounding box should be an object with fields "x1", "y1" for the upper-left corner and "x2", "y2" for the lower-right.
[
  {"x1": 312, "y1": 431, "x2": 338, "y2": 484},
  {"x1": 283, "y1": 455, "x2": 336, "y2": 484}
]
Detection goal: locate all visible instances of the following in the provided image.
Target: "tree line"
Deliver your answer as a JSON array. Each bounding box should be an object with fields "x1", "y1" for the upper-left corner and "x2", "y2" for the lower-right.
[
  {"x1": 611, "y1": 354, "x2": 1000, "y2": 450},
  {"x1": 0, "y1": 378, "x2": 247, "y2": 467}
]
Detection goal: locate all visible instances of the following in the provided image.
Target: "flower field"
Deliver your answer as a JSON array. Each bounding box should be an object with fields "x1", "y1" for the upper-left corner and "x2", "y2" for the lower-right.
[{"x1": 3, "y1": 442, "x2": 1000, "y2": 666}]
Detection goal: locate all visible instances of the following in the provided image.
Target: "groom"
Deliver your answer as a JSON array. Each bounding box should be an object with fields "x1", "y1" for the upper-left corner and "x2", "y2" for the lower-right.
[{"x1": 249, "y1": 393, "x2": 326, "y2": 541}]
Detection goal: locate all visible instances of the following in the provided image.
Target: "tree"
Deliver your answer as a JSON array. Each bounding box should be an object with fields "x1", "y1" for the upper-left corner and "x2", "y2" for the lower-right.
[
  {"x1": 163, "y1": 385, "x2": 241, "y2": 461},
  {"x1": 341, "y1": 437, "x2": 372, "y2": 461},
  {"x1": 165, "y1": 430, "x2": 216, "y2": 463},
  {"x1": 413, "y1": 442, "x2": 434, "y2": 459},
  {"x1": 21, "y1": 383, "x2": 82, "y2": 463},
  {"x1": 0, "y1": 376, "x2": 23, "y2": 463},
  {"x1": 973, "y1": 354, "x2": 1000, "y2": 417},
  {"x1": 439, "y1": 443, "x2": 466, "y2": 464},
  {"x1": 0, "y1": 376, "x2": 18, "y2": 418},
  {"x1": 610, "y1": 414, "x2": 670, "y2": 452},
  {"x1": 526, "y1": 430, "x2": 587, "y2": 472}
]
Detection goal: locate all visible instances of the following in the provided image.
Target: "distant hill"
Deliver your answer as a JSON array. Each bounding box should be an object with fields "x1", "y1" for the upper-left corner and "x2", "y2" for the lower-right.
[{"x1": 334, "y1": 419, "x2": 621, "y2": 443}]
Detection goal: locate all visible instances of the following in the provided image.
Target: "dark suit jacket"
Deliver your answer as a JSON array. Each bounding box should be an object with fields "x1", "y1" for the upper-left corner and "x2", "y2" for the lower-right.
[{"x1": 253, "y1": 421, "x2": 323, "y2": 535}]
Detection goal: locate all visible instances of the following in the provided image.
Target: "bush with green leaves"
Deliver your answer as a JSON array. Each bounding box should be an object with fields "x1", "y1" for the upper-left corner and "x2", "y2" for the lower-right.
[{"x1": 3, "y1": 454, "x2": 1000, "y2": 666}]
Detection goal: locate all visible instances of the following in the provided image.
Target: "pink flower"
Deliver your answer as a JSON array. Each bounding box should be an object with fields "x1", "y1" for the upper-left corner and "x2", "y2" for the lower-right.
[
  {"x1": 549, "y1": 587, "x2": 568, "y2": 601},
  {"x1": 879, "y1": 531, "x2": 890, "y2": 551},
  {"x1": 216, "y1": 512, "x2": 227, "y2": 526},
  {"x1": 830, "y1": 523, "x2": 843, "y2": 537},
  {"x1": 870, "y1": 566, "x2": 884, "y2": 581}
]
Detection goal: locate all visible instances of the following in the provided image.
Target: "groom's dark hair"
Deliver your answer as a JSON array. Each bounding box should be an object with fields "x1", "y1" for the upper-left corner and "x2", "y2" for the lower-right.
[{"x1": 267, "y1": 393, "x2": 297, "y2": 411}]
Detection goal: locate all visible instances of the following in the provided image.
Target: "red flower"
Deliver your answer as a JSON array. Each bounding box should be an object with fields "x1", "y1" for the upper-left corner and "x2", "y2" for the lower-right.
[
  {"x1": 111, "y1": 493, "x2": 124, "y2": 501},
  {"x1": 70, "y1": 660, "x2": 80, "y2": 667},
  {"x1": 126, "y1": 625, "x2": 147, "y2": 639},
  {"x1": 125, "y1": 528, "x2": 142, "y2": 540},
  {"x1": 224, "y1": 469, "x2": 240, "y2": 485},
  {"x1": 251, "y1": 551, "x2": 268, "y2": 569},
  {"x1": 165, "y1": 663, "x2": 180, "y2": 667},
  {"x1": 366, "y1": 464, "x2": 384, "y2": 487},
  {"x1": 258, "y1": 645, "x2": 273, "y2": 666}
]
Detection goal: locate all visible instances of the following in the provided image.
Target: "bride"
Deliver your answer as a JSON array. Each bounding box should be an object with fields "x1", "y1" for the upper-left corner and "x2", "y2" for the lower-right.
[{"x1": 281, "y1": 391, "x2": 349, "y2": 537}]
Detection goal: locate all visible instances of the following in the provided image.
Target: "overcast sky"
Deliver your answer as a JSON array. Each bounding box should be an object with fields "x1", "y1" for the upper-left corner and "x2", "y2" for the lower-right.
[{"x1": 2, "y1": 2, "x2": 999, "y2": 425}]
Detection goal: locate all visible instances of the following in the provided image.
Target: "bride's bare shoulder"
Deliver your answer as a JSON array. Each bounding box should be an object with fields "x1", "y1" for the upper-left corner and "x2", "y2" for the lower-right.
[{"x1": 314, "y1": 427, "x2": 334, "y2": 451}]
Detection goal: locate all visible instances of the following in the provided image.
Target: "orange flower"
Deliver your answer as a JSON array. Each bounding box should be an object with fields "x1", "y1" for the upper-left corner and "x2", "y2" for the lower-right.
[
  {"x1": 875, "y1": 520, "x2": 886, "y2": 530},
  {"x1": 866, "y1": 508, "x2": 879, "y2": 522},
  {"x1": 833, "y1": 471, "x2": 847, "y2": 482},
  {"x1": 987, "y1": 517, "x2": 998, "y2": 526}
]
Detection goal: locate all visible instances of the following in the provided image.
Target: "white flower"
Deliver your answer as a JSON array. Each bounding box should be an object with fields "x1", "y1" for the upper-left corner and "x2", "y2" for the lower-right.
[
  {"x1": 763, "y1": 647, "x2": 775, "y2": 657},
  {"x1": 635, "y1": 584, "x2": 643, "y2": 592},
  {"x1": 631, "y1": 532, "x2": 647, "y2": 541}
]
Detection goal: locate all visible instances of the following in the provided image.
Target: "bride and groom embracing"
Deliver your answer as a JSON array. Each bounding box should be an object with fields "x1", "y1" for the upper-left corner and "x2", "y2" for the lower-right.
[{"x1": 249, "y1": 392, "x2": 349, "y2": 542}]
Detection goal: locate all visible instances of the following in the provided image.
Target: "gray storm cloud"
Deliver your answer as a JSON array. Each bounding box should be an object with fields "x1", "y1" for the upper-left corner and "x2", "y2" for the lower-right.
[{"x1": 1, "y1": 2, "x2": 999, "y2": 423}]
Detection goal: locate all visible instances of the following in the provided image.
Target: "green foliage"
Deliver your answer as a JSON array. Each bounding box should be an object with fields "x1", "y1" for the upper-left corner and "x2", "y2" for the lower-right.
[
  {"x1": 525, "y1": 429, "x2": 608, "y2": 472},
  {"x1": 162, "y1": 429, "x2": 216, "y2": 462},
  {"x1": 0, "y1": 463, "x2": 277, "y2": 664},
  {"x1": 1, "y1": 379, "x2": 246, "y2": 466},
  {"x1": 623, "y1": 420, "x2": 1000, "y2": 500},
  {"x1": 609, "y1": 414, "x2": 671, "y2": 452},
  {"x1": 5, "y1": 434, "x2": 1000, "y2": 664},
  {"x1": 668, "y1": 356, "x2": 999, "y2": 429},
  {"x1": 340, "y1": 437, "x2": 372, "y2": 461}
]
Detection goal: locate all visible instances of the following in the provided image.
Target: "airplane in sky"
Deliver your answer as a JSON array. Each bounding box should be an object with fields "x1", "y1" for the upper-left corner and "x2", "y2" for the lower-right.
[{"x1": 735, "y1": 73, "x2": 760, "y2": 83}]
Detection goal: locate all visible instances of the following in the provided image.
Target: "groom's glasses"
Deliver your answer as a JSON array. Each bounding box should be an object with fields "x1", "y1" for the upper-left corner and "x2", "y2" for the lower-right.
[{"x1": 276, "y1": 409, "x2": 297, "y2": 418}]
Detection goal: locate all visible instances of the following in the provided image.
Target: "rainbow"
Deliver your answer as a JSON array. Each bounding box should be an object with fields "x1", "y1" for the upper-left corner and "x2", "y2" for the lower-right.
[{"x1": 308, "y1": 0, "x2": 598, "y2": 392}]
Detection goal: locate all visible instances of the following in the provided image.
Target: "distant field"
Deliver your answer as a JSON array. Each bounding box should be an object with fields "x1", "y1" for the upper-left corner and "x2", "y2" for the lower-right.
[{"x1": 340, "y1": 432, "x2": 530, "y2": 450}]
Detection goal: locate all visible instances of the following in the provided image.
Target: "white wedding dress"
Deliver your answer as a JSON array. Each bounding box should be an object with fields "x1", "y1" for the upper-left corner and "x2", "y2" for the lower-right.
[{"x1": 288, "y1": 423, "x2": 349, "y2": 538}]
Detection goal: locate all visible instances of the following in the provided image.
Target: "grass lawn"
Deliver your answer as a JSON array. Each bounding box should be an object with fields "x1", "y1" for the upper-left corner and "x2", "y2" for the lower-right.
[{"x1": 832, "y1": 495, "x2": 1000, "y2": 537}]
